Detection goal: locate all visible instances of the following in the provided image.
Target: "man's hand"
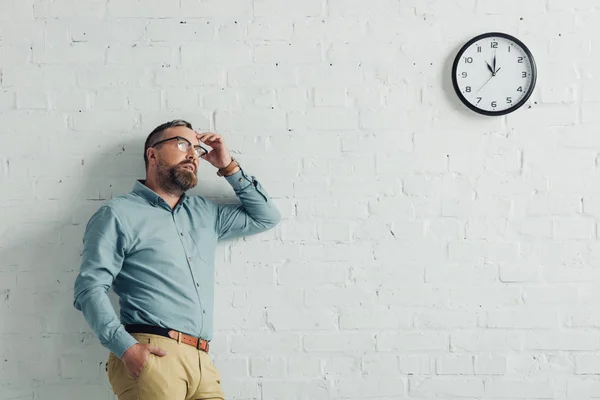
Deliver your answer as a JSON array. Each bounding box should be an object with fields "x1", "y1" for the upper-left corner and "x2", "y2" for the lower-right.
[
  {"x1": 121, "y1": 343, "x2": 167, "y2": 379},
  {"x1": 196, "y1": 132, "x2": 233, "y2": 169}
]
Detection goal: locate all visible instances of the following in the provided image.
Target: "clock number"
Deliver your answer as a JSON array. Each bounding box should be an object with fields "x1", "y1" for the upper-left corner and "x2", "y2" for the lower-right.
[
  {"x1": 506, "y1": 97, "x2": 513, "y2": 104},
  {"x1": 518, "y1": 57, "x2": 524, "y2": 63},
  {"x1": 522, "y1": 72, "x2": 527, "y2": 78},
  {"x1": 508, "y1": 45, "x2": 511, "y2": 53},
  {"x1": 491, "y1": 41, "x2": 498, "y2": 49},
  {"x1": 477, "y1": 97, "x2": 482, "y2": 104},
  {"x1": 477, "y1": 46, "x2": 482, "y2": 53},
  {"x1": 465, "y1": 86, "x2": 472, "y2": 93},
  {"x1": 464, "y1": 57, "x2": 473, "y2": 63},
  {"x1": 517, "y1": 86, "x2": 523, "y2": 92},
  {"x1": 491, "y1": 101, "x2": 497, "y2": 108},
  {"x1": 461, "y1": 72, "x2": 468, "y2": 78}
]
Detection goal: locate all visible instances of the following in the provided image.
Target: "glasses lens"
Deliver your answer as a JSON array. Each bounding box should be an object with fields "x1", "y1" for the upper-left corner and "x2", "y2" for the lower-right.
[
  {"x1": 195, "y1": 147, "x2": 207, "y2": 158},
  {"x1": 177, "y1": 140, "x2": 188, "y2": 153}
]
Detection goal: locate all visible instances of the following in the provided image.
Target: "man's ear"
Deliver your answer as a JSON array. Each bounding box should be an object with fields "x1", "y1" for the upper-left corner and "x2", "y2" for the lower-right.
[{"x1": 147, "y1": 147, "x2": 157, "y2": 165}]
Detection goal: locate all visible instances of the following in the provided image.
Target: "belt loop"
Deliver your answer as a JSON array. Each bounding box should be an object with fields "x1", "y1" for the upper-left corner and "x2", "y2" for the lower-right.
[{"x1": 177, "y1": 331, "x2": 182, "y2": 344}]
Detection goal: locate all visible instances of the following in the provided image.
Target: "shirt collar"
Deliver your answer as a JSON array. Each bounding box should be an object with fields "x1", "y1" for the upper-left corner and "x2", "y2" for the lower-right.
[{"x1": 133, "y1": 180, "x2": 188, "y2": 208}]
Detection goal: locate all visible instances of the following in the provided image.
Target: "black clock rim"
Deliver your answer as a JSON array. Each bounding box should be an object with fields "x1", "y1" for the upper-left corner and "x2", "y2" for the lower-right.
[{"x1": 451, "y1": 32, "x2": 537, "y2": 116}]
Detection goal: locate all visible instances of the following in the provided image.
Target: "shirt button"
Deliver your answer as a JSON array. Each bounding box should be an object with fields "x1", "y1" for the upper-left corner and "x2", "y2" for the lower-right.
[
  {"x1": 196, "y1": 283, "x2": 200, "y2": 287},
  {"x1": 188, "y1": 257, "x2": 192, "y2": 261},
  {"x1": 203, "y1": 310, "x2": 206, "y2": 314},
  {"x1": 180, "y1": 232, "x2": 184, "y2": 236}
]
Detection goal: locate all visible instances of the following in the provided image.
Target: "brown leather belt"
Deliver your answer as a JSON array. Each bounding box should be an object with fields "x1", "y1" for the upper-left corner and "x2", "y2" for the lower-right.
[{"x1": 125, "y1": 324, "x2": 209, "y2": 353}]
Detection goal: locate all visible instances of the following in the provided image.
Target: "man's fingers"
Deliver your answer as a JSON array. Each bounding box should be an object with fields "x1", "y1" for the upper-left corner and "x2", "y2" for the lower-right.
[
  {"x1": 196, "y1": 131, "x2": 216, "y2": 138},
  {"x1": 197, "y1": 132, "x2": 221, "y2": 142},
  {"x1": 147, "y1": 345, "x2": 168, "y2": 357},
  {"x1": 203, "y1": 135, "x2": 221, "y2": 143}
]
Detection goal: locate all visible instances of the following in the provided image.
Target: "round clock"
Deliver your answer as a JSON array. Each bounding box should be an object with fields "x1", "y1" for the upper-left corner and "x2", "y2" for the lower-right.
[{"x1": 451, "y1": 32, "x2": 537, "y2": 116}]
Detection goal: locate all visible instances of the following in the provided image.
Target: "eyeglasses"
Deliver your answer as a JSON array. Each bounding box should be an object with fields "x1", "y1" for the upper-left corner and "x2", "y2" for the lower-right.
[{"x1": 151, "y1": 136, "x2": 209, "y2": 158}]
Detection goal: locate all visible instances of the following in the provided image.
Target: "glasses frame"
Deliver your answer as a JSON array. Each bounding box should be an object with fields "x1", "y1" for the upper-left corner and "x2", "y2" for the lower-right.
[{"x1": 151, "y1": 136, "x2": 209, "y2": 158}]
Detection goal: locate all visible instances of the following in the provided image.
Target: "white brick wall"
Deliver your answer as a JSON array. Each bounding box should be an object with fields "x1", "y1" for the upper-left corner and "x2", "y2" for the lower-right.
[{"x1": 1, "y1": 0, "x2": 600, "y2": 399}]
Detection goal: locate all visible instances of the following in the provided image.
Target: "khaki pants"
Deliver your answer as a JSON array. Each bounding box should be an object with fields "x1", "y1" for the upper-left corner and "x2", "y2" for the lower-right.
[{"x1": 106, "y1": 333, "x2": 225, "y2": 400}]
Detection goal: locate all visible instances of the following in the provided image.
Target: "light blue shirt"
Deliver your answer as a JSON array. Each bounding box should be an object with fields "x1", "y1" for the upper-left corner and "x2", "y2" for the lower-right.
[{"x1": 73, "y1": 169, "x2": 281, "y2": 358}]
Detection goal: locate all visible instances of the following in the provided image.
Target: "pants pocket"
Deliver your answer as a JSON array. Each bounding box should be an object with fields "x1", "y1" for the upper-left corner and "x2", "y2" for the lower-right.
[{"x1": 106, "y1": 350, "x2": 155, "y2": 398}]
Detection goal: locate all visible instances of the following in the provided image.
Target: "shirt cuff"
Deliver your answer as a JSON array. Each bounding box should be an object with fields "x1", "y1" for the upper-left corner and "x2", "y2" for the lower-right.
[
  {"x1": 108, "y1": 327, "x2": 139, "y2": 359},
  {"x1": 224, "y1": 168, "x2": 253, "y2": 191}
]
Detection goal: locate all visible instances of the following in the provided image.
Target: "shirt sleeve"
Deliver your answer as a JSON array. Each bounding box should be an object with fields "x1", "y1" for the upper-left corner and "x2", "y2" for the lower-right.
[
  {"x1": 216, "y1": 168, "x2": 281, "y2": 241},
  {"x1": 73, "y1": 205, "x2": 138, "y2": 358}
]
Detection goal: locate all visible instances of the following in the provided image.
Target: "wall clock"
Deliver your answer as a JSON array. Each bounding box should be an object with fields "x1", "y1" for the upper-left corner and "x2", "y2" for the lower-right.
[{"x1": 452, "y1": 32, "x2": 537, "y2": 116}]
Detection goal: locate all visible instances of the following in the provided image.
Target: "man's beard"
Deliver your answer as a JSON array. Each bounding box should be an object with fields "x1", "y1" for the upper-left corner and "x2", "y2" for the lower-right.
[{"x1": 156, "y1": 159, "x2": 198, "y2": 195}]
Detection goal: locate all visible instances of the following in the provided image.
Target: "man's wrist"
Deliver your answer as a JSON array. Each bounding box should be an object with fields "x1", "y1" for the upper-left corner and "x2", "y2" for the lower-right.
[
  {"x1": 217, "y1": 158, "x2": 240, "y2": 177},
  {"x1": 223, "y1": 166, "x2": 241, "y2": 177},
  {"x1": 216, "y1": 156, "x2": 233, "y2": 169}
]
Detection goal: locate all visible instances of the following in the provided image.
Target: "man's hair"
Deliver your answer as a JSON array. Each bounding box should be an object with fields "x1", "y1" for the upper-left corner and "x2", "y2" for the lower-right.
[{"x1": 144, "y1": 119, "x2": 193, "y2": 169}]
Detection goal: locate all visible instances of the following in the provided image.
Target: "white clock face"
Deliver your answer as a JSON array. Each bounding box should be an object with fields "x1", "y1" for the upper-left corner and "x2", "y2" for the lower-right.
[{"x1": 453, "y1": 33, "x2": 536, "y2": 115}]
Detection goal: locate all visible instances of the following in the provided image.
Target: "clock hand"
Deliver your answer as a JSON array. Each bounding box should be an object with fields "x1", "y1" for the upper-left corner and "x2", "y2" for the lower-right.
[
  {"x1": 486, "y1": 61, "x2": 495, "y2": 75},
  {"x1": 493, "y1": 52, "x2": 497, "y2": 73},
  {"x1": 477, "y1": 74, "x2": 494, "y2": 93}
]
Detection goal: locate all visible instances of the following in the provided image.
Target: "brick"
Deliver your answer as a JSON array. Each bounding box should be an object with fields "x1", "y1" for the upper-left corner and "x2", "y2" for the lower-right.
[
  {"x1": 254, "y1": 0, "x2": 323, "y2": 18},
  {"x1": 69, "y1": 111, "x2": 140, "y2": 132},
  {"x1": 414, "y1": 310, "x2": 479, "y2": 329},
  {"x1": 526, "y1": 332, "x2": 600, "y2": 351},
  {"x1": 3, "y1": 65, "x2": 77, "y2": 88},
  {"x1": 339, "y1": 308, "x2": 412, "y2": 330},
  {"x1": 362, "y1": 354, "x2": 399, "y2": 376},
  {"x1": 0, "y1": 0, "x2": 34, "y2": 21},
  {"x1": 181, "y1": 0, "x2": 252, "y2": 18},
  {"x1": 267, "y1": 308, "x2": 336, "y2": 330},
  {"x1": 328, "y1": 0, "x2": 403, "y2": 18},
  {"x1": 409, "y1": 377, "x2": 484, "y2": 398},
  {"x1": 486, "y1": 379, "x2": 557, "y2": 398},
  {"x1": 436, "y1": 355, "x2": 474, "y2": 375},
  {"x1": 0, "y1": 45, "x2": 31, "y2": 67},
  {"x1": 289, "y1": 108, "x2": 358, "y2": 130},
  {"x1": 34, "y1": 0, "x2": 106, "y2": 18},
  {"x1": 33, "y1": 43, "x2": 106, "y2": 64},
  {"x1": 451, "y1": 331, "x2": 523, "y2": 352},
  {"x1": 254, "y1": 41, "x2": 322, "y2": 64},
  {"x1": 377, "y1": 332, "x2": 449, "y2": 352},
  {"x1": 146, "y1": 20, "x2": 214, "y2": 42},
  {"x1": 323, "y1": 355, "x2": 360, "y2": 375},
  {"x1": 212, "y1": 357, "x2": 248, "y2": 378},
  {"x1": 288, "y1": 355, "x2": 321, "y2": 377},
  {"x1": 230, "y1": 333, "x2": 300, "y2": 354},
  {"x1": 304, "y1": 333, "x2": 375, "y2": 353},
  {"x1": 475, "y1": 355, "x2": 507, "y2": 375},
  {"x1": 335, "y1": 377, "x2": 405, "y2": 398},
  {"x1": 576, "y1": 355, "x2": 600, "y2": 375},
  {"x1": 107, "y1": 45, "x2": 178, "y2": 66},
  {"x1": 107, "y1": 0, "x2": 180, "y2": 17},
  {"x1": 77, "y1": 66, "x2": 153, "y2": 88},
  {"x1": 249, "y1": 357, "x2": 285, "y2": 378},
  {"x1": 247, "y1": 19, "x2": 293, "y2": 41},
  {"x1": 486, "y1": 309, "x2": 558, "y2": 329},
  {"x1": 399, "y1": 356, "x2": 434, "y2": 375},
  {"x1": 568, "y1": 378, "x2": 600, "y2": 398},
  {"x1": 277, "y1": 262, "x2": 348, "y2": 287},
  {"x1": 262, "y1": 380, "x2": 330, "y2": 400},
  {"x1": 181, "y1": 42, "x2": 251, "y2": 65}
]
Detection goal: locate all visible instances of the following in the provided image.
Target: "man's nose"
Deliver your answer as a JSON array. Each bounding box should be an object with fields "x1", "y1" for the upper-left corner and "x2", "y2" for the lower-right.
[{"x1": 185, "y1": 147, "x2": 198, "y2": 162}]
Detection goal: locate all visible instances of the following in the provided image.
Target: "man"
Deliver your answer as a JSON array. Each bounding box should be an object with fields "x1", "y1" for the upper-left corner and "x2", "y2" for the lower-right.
[{"x1": 73, "y1": 120, "x2": 281, "y2": 399}]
